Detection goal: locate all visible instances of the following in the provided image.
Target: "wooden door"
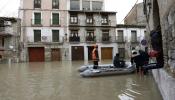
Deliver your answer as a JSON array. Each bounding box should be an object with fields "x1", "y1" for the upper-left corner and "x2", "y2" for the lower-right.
[
  {"x1": 71, "y1": 46, "x2": 84, "y2": 61},
  {"x1": 28, "y1": 47, "x2": 44, "y2": 62},
  {"x1": 51, "y1": 48, "x2": 61, "y2": 61},
  {"x1": 101, "y1": 47, "x2": 113, "y2": 59}
]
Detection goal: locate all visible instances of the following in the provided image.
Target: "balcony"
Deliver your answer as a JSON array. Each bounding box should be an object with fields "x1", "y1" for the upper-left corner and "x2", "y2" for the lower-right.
[
  {"x1": 86, "y1": 36, "x2": 96, "y2": 43},
  {"x1": 116, "y1": 36, "x2": 125, "y2": 43},
  {"x1": 69, "y1": 36, "x2": 80, "y2": 43},
  {"x1": 0, "y1": 27, "x2": 13, "y2": 36},
  {"x1": 27, "y1": 36, "x2": 63, "y2": 45},
  {"x1": 31, "y1": 19, "x2": 42, "y2": 27}
]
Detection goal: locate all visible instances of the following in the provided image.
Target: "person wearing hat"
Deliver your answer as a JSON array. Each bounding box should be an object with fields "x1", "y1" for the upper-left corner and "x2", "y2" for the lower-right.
[{"x1": 92, "y1": 44, "x2": 99, "y2": 69}]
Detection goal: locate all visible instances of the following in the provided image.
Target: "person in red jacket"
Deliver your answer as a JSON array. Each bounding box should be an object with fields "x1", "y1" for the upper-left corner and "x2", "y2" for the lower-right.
[{"x1": 92, "y1": 44, "x2": 99, "y2": 69}]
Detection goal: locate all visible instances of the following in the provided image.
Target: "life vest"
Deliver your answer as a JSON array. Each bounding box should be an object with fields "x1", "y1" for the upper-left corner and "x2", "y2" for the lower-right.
[{"x1": 92, "y1": 48, "x2": 97, "y2": 60}]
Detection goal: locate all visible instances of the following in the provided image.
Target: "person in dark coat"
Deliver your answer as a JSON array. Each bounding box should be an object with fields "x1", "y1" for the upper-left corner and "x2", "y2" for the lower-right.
[{"x1": 113, "y1": 53, "x2": 125, "y2": 68}]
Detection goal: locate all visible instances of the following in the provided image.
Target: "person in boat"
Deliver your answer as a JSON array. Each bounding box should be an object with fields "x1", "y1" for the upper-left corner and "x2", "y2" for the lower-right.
[
  {"x1": 113, "y1": 53, "x2": 125, "y2": 68},
  {"x1": 92, "y1": 44, "x2": 99, "y2": 69}
]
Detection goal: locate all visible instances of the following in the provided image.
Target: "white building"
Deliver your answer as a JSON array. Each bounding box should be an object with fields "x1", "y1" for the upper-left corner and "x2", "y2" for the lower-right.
[
  {"x1": 19, "y1": 0, "x2": 68, "y2": 62},
  {"x1": 116, "y1": 24, "x2": 146, "y2": 59}
]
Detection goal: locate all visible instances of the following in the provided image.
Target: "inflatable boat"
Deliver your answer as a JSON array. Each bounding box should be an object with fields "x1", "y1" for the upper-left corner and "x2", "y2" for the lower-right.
[
  {"x1": 80, "y1": 62, "x2": 136, "y2": 77},
  {"x1": 78, "y1": 64, "x2": 113, "y2": 72}
]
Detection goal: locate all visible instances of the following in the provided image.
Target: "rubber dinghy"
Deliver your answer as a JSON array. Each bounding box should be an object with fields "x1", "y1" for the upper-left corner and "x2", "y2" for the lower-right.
[{"x1": 80, "y1": 62, "x2": 136, "y2": 77}]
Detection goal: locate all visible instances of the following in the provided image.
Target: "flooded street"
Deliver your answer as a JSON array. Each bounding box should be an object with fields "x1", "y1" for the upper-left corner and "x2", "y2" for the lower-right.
[{"x1": 0, "y1": 61, "x2": 162, "y2": 100}]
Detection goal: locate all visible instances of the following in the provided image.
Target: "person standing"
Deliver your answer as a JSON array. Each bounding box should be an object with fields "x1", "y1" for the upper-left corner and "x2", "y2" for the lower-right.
[{"x1": 92, "y1": 44, "x2": 99, "y2": 69}]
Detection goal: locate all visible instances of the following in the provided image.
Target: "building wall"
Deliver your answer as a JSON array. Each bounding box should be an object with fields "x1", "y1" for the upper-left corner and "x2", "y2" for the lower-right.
[
  {"x1": 116, "y1": 26, "x2": 146, "y2": 58},
  {"x1": 19, "y1": 0, "x2": 68, "y2": 61},
  {"x1": 0, "y1": 18, "x2": 21, "y2": 62},
  {"x1": 124, "y1": 3, "x2": 146, "y2": 25},
  {"x1": 144, "y1": 0, "x2": 175, "y2": 100}
]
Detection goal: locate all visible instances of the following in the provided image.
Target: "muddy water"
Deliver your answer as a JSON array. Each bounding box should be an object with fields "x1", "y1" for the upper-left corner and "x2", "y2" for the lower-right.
[{"x1": 0, "y1": 61, "x2": 162, "y2": 100}]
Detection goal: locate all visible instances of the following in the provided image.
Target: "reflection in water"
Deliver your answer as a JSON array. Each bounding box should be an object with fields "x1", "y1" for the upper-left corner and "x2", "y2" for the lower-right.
[{"x1": 0, "y1": 61, "x2": 162, "y2": 100}]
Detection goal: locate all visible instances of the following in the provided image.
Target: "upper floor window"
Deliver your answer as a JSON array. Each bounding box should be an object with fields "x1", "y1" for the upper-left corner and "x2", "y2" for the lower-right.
[
  {"x1": 34, "y1": 0, "x2": 41, "y2": 8},
  {"x1": 34, "y1": 12, "x2": 41, "y2": 25},
  {"x1": 52, "y1": 0, "x2": 59, "y2": 9},
  {"x1": 70, "y1": 0, "x2": 80, "y2": 10},
  {"x1": 101, "y1": 15, "x2": 108, "y2": 25},
  {"x1": 102, "y1": 30, "x2": 110, "y2": 41},
  {"x1": 82, "y1": 1, "x2": 90, "y2": 10},
  {"x1": 52, "y1": 30, "x2": 59, "y2": 42},
  {"x1": 34, "y1": 30, "x2": 41, "y2": 42},
  {"x1": 86, "y1": 30, "x2": 95, "y2": 41},
  {"x1": 70, "y1": 14, "x2": 78, "y2": 24},
  {"x1": 69, "y1": 30, "x2": 80, "y2": 42},
  {"x1": 131, "y1": 30, "x2": 137, "y2": 42},
  {"x1": 92, "y1": 1, "x2": 103, "y2": 11},
  {"x1": 52, "y1": 13, "x2": 59, "y2": 25},
  {"x1": 117, "y1": 30, "x2": 124, "y2": 42},
  {"x1": 86, "y1": 14, "x2": 93, "y2": 24}
]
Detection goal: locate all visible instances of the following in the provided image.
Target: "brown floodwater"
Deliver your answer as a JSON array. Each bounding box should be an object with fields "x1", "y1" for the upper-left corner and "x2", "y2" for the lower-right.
[{"x1": 0, "y1": 60, "x2": 162, "y2": 100}]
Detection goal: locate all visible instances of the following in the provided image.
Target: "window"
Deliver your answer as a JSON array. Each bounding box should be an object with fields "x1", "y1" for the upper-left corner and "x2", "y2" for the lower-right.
[
  {"x1": 70, "y1": 30, "x2": 80, "y2": 42},
  {"x1": 101, "y1": 15, "x2": 108, "y2": 25},
  {"x1": 34, "y1": 0, "x2": 41, "y2": 8},
  {"x1": 131, "y1": 30, "x2": 137, "y2": 42},
  {"x1": 118, "y1": 48, "x2": 125, "y2": 59},
  {"x1": 82, "y1": 1, "x2": 90, "y2": 10},
  {"x1": 117, "y1": 30, "x2": 124, "y2": 42},
  {"x1": 34, "y1": 30, "x2": 41, "y2": 42},
  {"x1": 70, "y1": 0, "x2": 80, "y2": 10},
  {"x1": 52, "y1": 0, "x2": 59, "y2": 9},
  {"x1": 52, "y1": 30, "x2": 59, "y2": 42},
  {"x1": 34, "y1": 12, "x2": 41, "y2": 25},
  {"x1": 70, "y1": 14, "x2": 78, "y2": 24},
  {"x1": 52, "y1": 13, "x2": 59, "y2": 25},
  {"x1": 92, "y1": 1, "x2": 102, "y2": 10},
  {"x1": 102, "y1": 30, "x2": 110, "y2": 41},
  {"x1": 86, "y1": 30, "x2": 95, "y2": 41},
  {"x1": 86, "y1": 14, "x2": 93, "y2": 24}
]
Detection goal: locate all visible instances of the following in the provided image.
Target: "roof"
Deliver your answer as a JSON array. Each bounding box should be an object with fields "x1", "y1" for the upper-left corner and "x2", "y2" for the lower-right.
[
  {"x1": 116, "y1": 24, "x2": 146, "y2": 28},
  {"x1": 0, "y1": 17, "x2": 18, "y2": 22}
]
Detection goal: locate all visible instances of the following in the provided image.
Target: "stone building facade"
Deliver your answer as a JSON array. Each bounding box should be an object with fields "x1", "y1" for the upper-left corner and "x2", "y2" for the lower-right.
[
  {"x1": 124, "y1": 2, "x2": 147, "y2": 26},
  {"x1": 68, "y1": 0, "x2": 117, "y2": 61},
  {"x1": 0, "y1": 17, "x2": 21, "y2": 62},
  {"x1": 144, "y1": 0, "x2": 175, "y2": 100},
  {"x1": 19, "y1": 0, "x2": 117, "y2": 62}
]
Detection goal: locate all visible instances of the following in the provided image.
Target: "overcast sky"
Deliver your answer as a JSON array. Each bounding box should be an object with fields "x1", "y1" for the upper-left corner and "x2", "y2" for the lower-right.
[{"x1": 0, "y1": 0, "x2": 143, "y2": 24}]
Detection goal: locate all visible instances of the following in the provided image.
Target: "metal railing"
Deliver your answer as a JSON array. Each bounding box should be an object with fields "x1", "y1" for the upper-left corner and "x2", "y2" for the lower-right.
[
  {"x1": 27, "y1": 36, "x2": 64, "y2": 44},
  {"x1": 69, "y1": 36, "x2": 80, "y2": 43}
]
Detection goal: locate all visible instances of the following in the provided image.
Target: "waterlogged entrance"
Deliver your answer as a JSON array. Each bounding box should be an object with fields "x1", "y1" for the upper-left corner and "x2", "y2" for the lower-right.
[{"x1": 0, "y1": 61, "x2": 162, "y2": 100}]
